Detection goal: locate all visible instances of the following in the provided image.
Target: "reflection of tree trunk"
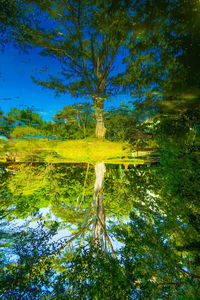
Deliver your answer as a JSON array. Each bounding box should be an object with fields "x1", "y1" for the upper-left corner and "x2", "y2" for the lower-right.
[
  {"x1": 56, "y1": 163, "x2": 116, "y2": 258},
  {"x1": 93, "y1": 97, "x2": 106, "y2": 139},
  {"x1": 92, "y1": 162, "x2": 106, "y2": 248},
  {"x1": 91, "y1": 162, "x2": 116, "y2": 257}
]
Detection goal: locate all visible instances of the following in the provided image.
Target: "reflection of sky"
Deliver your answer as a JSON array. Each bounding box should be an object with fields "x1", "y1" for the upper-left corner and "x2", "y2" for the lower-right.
[
  {"x1": 2, "y1": 206, "x2": 124, "y2": 261},
  {"x1": 1, "y1": 207, "x2": 74, "y2": 263},
  {"x1": 40, "y1": 208, "x2": 124, "y2": 252},
  {"x1": 0, "y1": 45, "x2": 129, "y2": 121}
]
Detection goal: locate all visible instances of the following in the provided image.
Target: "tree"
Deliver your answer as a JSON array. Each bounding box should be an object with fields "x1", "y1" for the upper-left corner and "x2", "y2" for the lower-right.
[
  {"x1": 117, "y1": 0, "x2": 200, "y2": 116},
  {"x1": 53, "y1": 103, "x2": 95, "y2": 139},
  {"x1": 2, "y1": 1, "x2": 199, "y2": 138},
  {"x1": 0, "y1": 215, "x2": 132, "y2": 299},
  {"x1": 7, "y1": 0, "x2": 133, "y2": 139},
  {"x1": 104, "y1": 103, "x2": 139, "y2": 141},
  {"x1": 0, "y1": 218, "x2": 61, "y2": 299},
  {"x1": 0, "y1": 107, "x2": 46, "y2": 137},
  {"x1": 113, "y1": 211, "x2": 200, "y2": 299}
]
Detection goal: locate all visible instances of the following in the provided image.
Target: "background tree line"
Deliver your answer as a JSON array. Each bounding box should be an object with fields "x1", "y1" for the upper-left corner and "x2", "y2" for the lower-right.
[{"x1": 0, "y1": 103, "x2": 145, "y2": 142}]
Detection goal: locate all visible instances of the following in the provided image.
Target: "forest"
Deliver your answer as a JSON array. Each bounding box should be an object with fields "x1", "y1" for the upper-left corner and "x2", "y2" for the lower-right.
[{"x1": 0, "y1": 0, "x2": 200, "y2": 299}]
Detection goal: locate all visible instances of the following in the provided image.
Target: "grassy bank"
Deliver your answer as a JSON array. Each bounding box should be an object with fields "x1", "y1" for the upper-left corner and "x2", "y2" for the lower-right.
[{"x1": 1, "y1": 138, "x2": 132, "y2": 164}]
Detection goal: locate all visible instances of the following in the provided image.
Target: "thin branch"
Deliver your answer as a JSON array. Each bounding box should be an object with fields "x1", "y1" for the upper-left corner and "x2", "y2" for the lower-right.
[
  {"x1": 98, "y1": 45, "x2": 119, "y2": 90},
  {"x1": 57, "y1": 220, "x2": 91, "y2": 254},
  {"x1": 90, "y1": 34, "x2": 97, "y2": 76},
  {"x1": 180, "y1": 268, "x2": 200, "y2": 280},
  {"x1": 98, "y1": 216, "x2": 116, "y2": 259},
  {"x1": 156, "y1": 281, "x2": 181, "y2": 286}
]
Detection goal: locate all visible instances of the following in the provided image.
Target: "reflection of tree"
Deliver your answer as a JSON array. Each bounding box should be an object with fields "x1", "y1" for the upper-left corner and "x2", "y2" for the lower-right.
[
  {"x1": 1, "y1": 160, "x2": 132, "y2": 256},
  {"x1": 91, "y1": 162, "x2": 106, "y2": 249},
  {"x1": 0, "y1": 215, "x2": 129, "y2": 299},
  {"x1": 8, "y1": 163, "x2": 48, "y2": 196},
  {"x1": 0, "y1": 163, "x2": 95, "y2": 219},
  {"x1": 52, "y1": 162, "x2": 117, "y2": 257},
  {"x1": 1, "y1": 114, "x2": 200, "y2": 297},
  {"x1": 90, "y1": 162, "x2": 116, "y2": 257},
  {"x1": 0, "y1": 217, "x2": 61, "y2": 299}
]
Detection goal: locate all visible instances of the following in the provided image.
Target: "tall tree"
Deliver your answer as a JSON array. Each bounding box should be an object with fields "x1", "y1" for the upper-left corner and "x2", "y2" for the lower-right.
[
  {"x1": 8, "y1": 0, "x2": 132, "y2": 138},
  {"x1": 2, "y1": 1, "x2": 199, "y2": 136}
]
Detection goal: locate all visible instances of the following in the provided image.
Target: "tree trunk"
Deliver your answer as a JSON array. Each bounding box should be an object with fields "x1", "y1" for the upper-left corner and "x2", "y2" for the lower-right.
[{"x1": 93, "y1": 97, "x2": 106, "y2": 139}]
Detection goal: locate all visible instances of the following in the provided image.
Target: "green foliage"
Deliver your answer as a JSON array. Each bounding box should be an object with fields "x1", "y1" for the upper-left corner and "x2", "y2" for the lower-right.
[
  {"x1": 0, "y1": 219, "x2": 60, "y2": 299},
  {"x1": 53, "y1": 103, "x2": 95, "y2": 139},
  {"x1": 52, "y1": 247, "x2": 131, "y2": 299},
  {"x1": 0, "y1": 0, "x2": 23, "y2": 47},
  {"x1": 113, "y1": 211, "x2": 200, "y2": 299},
  {"x1": 106, "y1": 98, "x2": 200, "y2": 298},
  {"x1": 0, "y1": 214, "x2": 131, "y2": 300},
  {"x1": 118, "y1": 0, "x2": 200, "y2": 115},
  {"x1": 105, "y1": 104, "x2": 138, "y2": 141},
  {"x1": 0, "y1": 107, "x2": 46, "y2": 137},
  {"x1": 10, "y1": 0, "x2": 131, "y2": 102},
  {"x1": 0, "y1": 2, "x2": 200, "y2": 298},
  {"x1": 11, "y1": 126, "x2": 42, "y2": 138},
  {"x1": 8, "y1": 164, "x2": 48, "y2": 196}
]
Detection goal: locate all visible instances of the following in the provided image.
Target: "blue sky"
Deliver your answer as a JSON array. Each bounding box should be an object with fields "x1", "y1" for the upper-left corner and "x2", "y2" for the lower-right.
[{"x1": 0, "y1": 45, "x2": 129, "y2": 121}]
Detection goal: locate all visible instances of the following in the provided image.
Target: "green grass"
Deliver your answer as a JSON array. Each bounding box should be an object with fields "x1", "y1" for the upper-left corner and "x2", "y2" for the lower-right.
[
  {"x1": 53, "y1": 139, "x2": 131, "y2": 163},
  {"x1": 0, "y1": 138, "x2": 157, "y2": 164},
  {"x1": 1, "y1": 138, "x2": 131, "y2": 164}
]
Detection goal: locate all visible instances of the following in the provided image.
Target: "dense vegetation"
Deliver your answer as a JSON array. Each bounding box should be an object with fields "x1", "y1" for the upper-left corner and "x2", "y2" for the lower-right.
[{"x1": 0, "y1": 0, "x2": 200, "y2": 299}]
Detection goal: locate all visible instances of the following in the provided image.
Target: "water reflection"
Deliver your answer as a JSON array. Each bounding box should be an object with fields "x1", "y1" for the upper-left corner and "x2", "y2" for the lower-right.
[
  {"x1": 0, "y1": 100, "x2": 199, "y2": 298},
  {"x1": 0, "y1": 160, "x2": 129, "y2": 254},
  {"x1": 1, "y1": 0, "x2": 200, "y2": 294}
]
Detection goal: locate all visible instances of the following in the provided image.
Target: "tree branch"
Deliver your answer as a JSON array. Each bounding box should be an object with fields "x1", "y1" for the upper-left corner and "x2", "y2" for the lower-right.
[
  {"x1": 97, "y1": 215, "x2": 116, "y2": 259},
  {"x1": 180, "y1": 268, "x2": 200, "y2": 280}
]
